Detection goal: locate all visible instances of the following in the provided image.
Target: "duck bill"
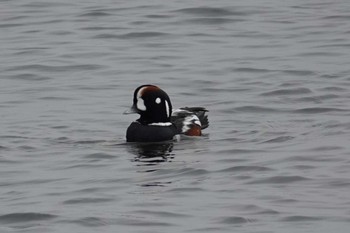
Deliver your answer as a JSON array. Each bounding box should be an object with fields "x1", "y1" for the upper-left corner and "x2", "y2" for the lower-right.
[{"x1": 123, "y1": 105, "x2": 138, "y2": 115}]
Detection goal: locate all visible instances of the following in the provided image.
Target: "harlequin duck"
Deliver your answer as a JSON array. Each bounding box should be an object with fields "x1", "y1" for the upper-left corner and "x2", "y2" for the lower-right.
[{"x1": 124, "y1": 84, "x2": 209, "y2": 142}]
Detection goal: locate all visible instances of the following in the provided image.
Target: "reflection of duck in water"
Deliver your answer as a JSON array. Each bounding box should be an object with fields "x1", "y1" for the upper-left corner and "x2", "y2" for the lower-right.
[
  {"x1": 128, "y1": 142, "x2": 174, "y2": 164},
  {"x1": 124, "y1": 85, "x2": 209, "y2": 142}
]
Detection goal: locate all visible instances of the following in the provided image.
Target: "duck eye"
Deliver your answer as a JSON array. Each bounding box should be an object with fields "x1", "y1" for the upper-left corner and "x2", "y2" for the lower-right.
[{"x1": 155, "y1": 97, "x2": 161, "y2": 104}]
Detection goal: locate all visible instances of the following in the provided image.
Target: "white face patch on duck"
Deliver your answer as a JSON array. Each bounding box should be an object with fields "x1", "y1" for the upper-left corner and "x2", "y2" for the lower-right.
[
  {"x1": 136, "y1": 87, "x2": 147, "y2": 111},
  {"x1": 155, "y1": 97, "x2": 161, "y2": 104}
]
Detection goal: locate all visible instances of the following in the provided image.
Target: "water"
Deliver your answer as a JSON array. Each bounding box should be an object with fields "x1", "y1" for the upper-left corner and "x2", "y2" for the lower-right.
[{"x1": 1, "y1": 0, "x2": 350, "y2": 232}]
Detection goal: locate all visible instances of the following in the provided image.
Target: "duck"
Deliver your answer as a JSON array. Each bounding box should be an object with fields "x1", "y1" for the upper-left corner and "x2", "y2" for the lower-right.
[{"x1": 124, "y1": 84, "x2": 208, "y2": 142}]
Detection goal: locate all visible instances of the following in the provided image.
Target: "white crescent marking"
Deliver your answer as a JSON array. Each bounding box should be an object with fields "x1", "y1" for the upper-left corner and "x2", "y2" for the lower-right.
[
  {"x1": 165, "y1": 100, "x2": 170, "y2": 118},
  {"x1": 136, "y1": 87, "x2": 147, "y2": 111}
]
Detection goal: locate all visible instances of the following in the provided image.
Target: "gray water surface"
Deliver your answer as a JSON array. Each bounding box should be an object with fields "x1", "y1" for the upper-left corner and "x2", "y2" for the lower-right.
[{"x1": 1, "y1": 0, "x2": 350, "y2": 232}]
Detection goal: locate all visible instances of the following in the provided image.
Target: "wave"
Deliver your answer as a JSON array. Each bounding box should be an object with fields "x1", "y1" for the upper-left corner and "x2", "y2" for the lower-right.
[{"x1": 0, "y1": 212, "x2": 57, "y2": 223}]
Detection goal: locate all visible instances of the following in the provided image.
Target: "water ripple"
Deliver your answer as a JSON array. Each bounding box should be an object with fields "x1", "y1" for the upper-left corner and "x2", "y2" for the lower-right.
[
  {"x1": 261, "y1": 87, "x2": 312, "y2": 96},
  {"x1": 281, "y1": 215, "x2": 324, "y2": 222},
  {"x1": 134, "y1": 210, "x2": 189, "y2": 218},
  {"x1": 247, "y1": 176, "x2": 310, "y2": 184},
  {"x1": 83, "y1": 152, "x2": 116, "y2": 159},
  {"x1": 262, "y1": 136, "x2": 295, "y2": 143},
  {"x1": 6, "y1": 64, "x2": 104, "y2": 72},
  {"x1": 5, "y1": 73, "x2": 51, "y2": 81},
  {"x1": 233, "y1": 67, "x2": 274, "y2": 73},
  {"x1": 282, "y1": 70, "x2": 316, "y2": 76},
  {"x1": 0, "y1": 158, "x2": 18, "y2": 163},
  {"x1": 66, "y1": 217, "x2": 108, "y2": 227},
  {"x1": 218, "y1": 216, "x2": 254, "y2": 224},
  {"x1": 174, "y1": 7, "x2": 247, "y2": 17},
  {"x1": 233, "y1": 106, "x2": 282, "y2": 113},
  {"x1": 296, "y1": 94, "x2": 340, "y2": 102},
  {"x1": 218, "y1": 166, "x2": 273, "y2": 173},
  {"x1": 63, "y1": 198, "x2": 114, "y2": 205},
  {"x1": 183, "y1": 17, "x2": 242, "y2": 25},
  {"x1": 293, "y1": 107, "x2": 348, "y2": 114},
  {"x1": 119, "y1": 32, "x2": 170, "y2": 39},
  {"x1": 79, "y1": 10, "x2": 112, "y2": 17},
  {"x1": 0, "y1": 213, "x2": 57, "y2": 223}
]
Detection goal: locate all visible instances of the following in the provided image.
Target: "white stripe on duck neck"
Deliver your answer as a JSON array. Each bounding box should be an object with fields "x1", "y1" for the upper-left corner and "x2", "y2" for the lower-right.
[{"x1": 149, "y1": 122, "x2": 172, "y2": 126}]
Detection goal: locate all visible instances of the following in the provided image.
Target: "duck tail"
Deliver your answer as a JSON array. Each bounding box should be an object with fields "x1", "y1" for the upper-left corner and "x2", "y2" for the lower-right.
[
  {"x1": 180, "y1": 107, "x2": 209, "y2": 130},
  {"x1": 172, "y1": 107, "x2": 209, "y2": 135}
]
